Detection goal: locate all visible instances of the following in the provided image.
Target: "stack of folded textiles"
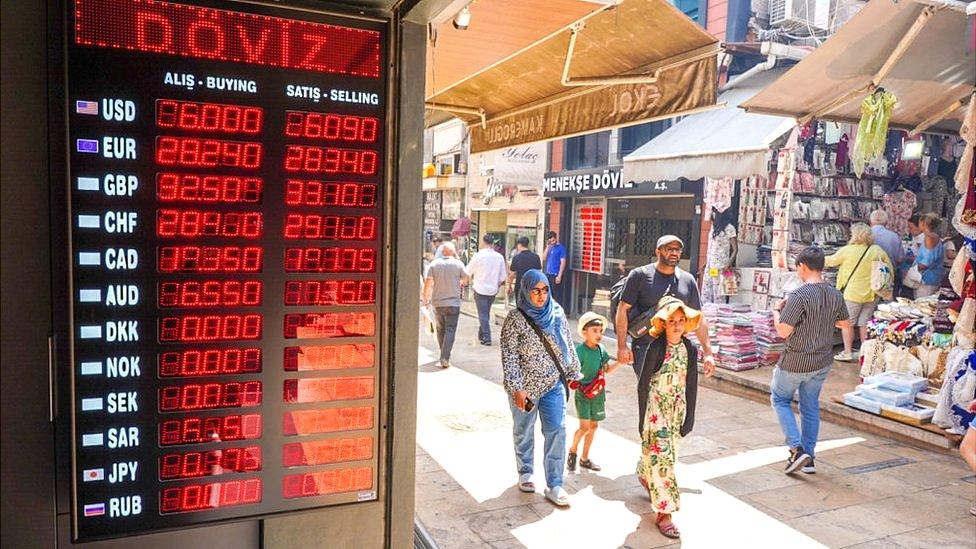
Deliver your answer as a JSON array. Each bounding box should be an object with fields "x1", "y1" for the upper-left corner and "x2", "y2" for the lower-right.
[
  {"x1": 751, "y1": 311, "x2": 785, "y2": 366},
  {"x1": 714, "y1": 304, "x2": 760, "y2": 371}
]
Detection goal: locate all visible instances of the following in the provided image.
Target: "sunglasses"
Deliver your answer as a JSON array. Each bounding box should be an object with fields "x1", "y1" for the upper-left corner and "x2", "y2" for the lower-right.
[{"x1": 530, "y1": 287, "x2": 550, "y2": 296}]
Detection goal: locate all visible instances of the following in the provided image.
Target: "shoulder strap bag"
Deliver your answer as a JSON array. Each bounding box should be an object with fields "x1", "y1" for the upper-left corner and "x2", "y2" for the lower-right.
[
  {"x1": 839, "y1": 245, "x2": 871, "y2": 293},
  {"x1": 518, "y1": 309, "x2": 571, "y2": 401}
]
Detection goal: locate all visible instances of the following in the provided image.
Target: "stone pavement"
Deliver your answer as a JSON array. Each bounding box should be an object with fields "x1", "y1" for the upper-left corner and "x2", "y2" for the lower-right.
[{"x1": 415, "y1": 307, "x2": 976, "y2": 548}]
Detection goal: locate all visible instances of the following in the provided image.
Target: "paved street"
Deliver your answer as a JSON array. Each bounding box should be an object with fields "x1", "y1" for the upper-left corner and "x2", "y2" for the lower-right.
[{"x1": 414, "y1": 307, "x2": 976, "y2": 549}]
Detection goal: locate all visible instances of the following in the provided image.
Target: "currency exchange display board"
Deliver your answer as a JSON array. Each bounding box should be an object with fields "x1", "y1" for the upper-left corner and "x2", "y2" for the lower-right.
[{"x1": 63, "y1": 0, "x2": 387, "y2": 540}]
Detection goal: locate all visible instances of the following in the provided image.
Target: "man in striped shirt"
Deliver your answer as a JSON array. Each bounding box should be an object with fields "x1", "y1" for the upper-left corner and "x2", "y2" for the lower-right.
[{"x1": 771, "y1": 246, "x2": 851, "y2": 474}]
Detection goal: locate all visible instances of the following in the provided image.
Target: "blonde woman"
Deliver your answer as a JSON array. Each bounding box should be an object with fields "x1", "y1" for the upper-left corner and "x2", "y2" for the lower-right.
[{"x1": 825, "y1": 223, "x2": 893, "y2": 361}]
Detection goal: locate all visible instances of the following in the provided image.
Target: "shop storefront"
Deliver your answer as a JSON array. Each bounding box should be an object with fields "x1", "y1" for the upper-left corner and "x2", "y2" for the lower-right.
[
  {"x1": 543, "y1": 165, "x2": 703, "y2": 318},
  {"x1": 708, "y1": 1, "x2": 974, "y2": 444},
  {"x1": 467, "y1": 143, "x2": 547, "y2": 256}
]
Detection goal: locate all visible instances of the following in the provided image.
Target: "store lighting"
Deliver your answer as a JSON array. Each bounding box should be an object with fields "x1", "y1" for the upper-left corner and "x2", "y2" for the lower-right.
[{"x1": 902, "y1": 139, "x2": 924, "y2": 160}]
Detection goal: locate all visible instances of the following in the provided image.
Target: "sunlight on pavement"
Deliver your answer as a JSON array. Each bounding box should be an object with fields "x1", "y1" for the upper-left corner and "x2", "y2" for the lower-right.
[{"x1": 417, "y1": 358, "x2": 865, "y2": 548}]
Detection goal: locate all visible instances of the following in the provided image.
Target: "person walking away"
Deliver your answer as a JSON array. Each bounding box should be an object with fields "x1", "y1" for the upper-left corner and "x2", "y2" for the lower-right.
[
  {"x1": 635, "y1": 296, "x2": 704, "y2": 540},
  {"x1": 701, "y1": 207, "x2": 738, "y2": 303},
  {"x1": 500, "y1": 270, "x2": 582, "y2": 507},
  {"x1": 771, "y1": 246, "x2": 851, "y2": 475},
  {"x1": 542, "y1": 231, "x2": 568, "y2": 306},
  {"x1": 566, "y1": 312, "x2": 621, "y2": 473},
  {"x1": 615, "y1": 235, "x2": 716, "y2": 378},
  {"x1": 466, "y1": 234, "x2": 507, "y2": 345},
  {"x1": 825, "y1": 223, "x2": 893, "y2": 362},
  {"x1": 508, "y1": 236, "x2": 541, "y2": 303},
  {"x1": 914, "y1": 213, "x2": 946, "y2": 298},
  {"x1": 423, "y1": 243, "x2": 469, "y2": 368}
]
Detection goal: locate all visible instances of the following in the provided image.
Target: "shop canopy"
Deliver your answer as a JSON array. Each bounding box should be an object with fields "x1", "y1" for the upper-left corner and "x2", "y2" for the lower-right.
[
  {"x1": 622, "y1": 68, "x2": 795, "y2": 183},
  {"x1": 741, "y1": 0, "x2": 976, "y2": 135},
  {"x1": 425, "y1": 0, "x2": 720, "y2": 153}
]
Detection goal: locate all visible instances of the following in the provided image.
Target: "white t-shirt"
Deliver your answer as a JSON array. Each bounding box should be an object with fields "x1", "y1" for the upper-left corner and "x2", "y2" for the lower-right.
[{"x1": 465, "y1": 248, "x2": 508, "y2": 296}]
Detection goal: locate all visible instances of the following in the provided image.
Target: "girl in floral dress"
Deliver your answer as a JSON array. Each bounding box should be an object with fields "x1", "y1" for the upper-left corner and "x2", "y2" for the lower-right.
[{"x1": 635, "y1": 296, "x2": 702, "y2": 539}]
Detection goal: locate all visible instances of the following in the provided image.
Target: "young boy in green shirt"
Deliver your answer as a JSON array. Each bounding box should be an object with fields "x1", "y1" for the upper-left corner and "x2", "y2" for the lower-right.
[{"x1": 567, "y1": 312, "x2": 620, "y2": 472}]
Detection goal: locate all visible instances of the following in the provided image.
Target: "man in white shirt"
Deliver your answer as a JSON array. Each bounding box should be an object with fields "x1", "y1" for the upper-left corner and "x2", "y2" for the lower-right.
[{"x1": 466, "y1": 234, "x2": 508, "y2": 345}]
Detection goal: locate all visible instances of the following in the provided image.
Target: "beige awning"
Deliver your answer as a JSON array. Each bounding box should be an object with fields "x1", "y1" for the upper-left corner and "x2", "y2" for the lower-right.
[
  {"x1": 741, "y1": 0, "x2": 975, "y2": 134},
  {"x1": 623, "y1": 68, "x2": 795, "y2": 183},
  {"x1": 426, "y1": 0, "x2": 720, "y2": 153}
]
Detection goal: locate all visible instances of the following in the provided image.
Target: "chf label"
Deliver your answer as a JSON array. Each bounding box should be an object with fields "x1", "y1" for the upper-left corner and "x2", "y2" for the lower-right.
[
  {"x1": 109, "y1": 461, "x2": 138, "y2": 483},
  {"x1": 101, "y1": 99, "x2": 136, "y2": 122},
  {"x1": 104, "y1": 175, "x2": 138, "y2": 196},
  {"x1": 104, "y1": 212, "x2": 137, "y2": 233},
  {"x1": 109, "y1": 496, "x2": 142, "y2": 517},
  {"x1": 107, "y1": 427, "x2": 139, "y2": 448},
  {"x1": 107, "y1": 392, "x2": 138, "y2": 413},
  {"x1": 102, "y1": 137, "x2": 136, "y2": 159},
  {"x1": 105, "y1": 249, "x2": 138, "y2": 269}
]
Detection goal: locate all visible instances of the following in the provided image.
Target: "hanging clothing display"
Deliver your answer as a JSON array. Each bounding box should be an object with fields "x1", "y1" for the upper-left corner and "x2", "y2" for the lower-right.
[
  {"x1": 704, "y1": 177, "x2": 734, "y2": 214},
  {"x1": 852, "y1": 90, "x2": 897, "y2": 177},
  {"x1": 881, "y1": 190, "x2": 917, "y2": 236},
  {"x1": 932, "y1": 349, "x2": 976, "y2": 434}
]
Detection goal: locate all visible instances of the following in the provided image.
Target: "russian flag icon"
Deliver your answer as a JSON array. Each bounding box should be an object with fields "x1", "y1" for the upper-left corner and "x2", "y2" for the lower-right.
[{"x1": 83, "y1": 503, "x2": 105, "y2": 517}]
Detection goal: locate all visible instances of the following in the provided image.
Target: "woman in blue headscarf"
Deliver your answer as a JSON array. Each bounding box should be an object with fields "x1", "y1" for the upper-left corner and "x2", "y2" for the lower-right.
[{"x1": 500, "y1": 269, "x2": 581, "y2": 507}]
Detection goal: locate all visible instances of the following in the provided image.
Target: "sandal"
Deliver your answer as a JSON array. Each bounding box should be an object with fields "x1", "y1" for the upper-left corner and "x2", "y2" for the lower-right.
[
  {"x1": 656, "y1": 516, "x2": 680, "y2": 539},
  {"x1": 518, "y1": 473, "x2": 535, "y2": 493},
  {"x1": 579, "y1": 458, "x2": 601, "y2": 472},
  {"x1": 567, "y1": 452, "x2": 577, "y2": 472}
]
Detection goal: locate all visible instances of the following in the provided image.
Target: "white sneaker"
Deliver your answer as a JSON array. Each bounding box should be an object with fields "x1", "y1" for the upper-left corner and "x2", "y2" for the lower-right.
[
  {"x1": 834, "y1": 351, "x2": 857, "y2": 362},
  {"x1": 544, "y1": 486, "x2": 570, "y2": 507}
]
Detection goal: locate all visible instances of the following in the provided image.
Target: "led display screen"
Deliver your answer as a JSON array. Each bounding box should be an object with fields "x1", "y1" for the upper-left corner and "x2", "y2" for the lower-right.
[{"x1": 65, "y1": 0, "x2": 385, "y2": 540}]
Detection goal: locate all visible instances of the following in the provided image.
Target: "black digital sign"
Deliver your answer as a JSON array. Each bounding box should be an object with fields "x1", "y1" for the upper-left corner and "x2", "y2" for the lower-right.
[{"x1": 63, "y1": 0, "x2": 387, "y2": 540}]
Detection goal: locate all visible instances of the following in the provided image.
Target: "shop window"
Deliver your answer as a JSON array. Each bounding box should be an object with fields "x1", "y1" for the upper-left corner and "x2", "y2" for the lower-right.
[
  {"x1": 563, "y1": 131, "x2": 610, "y2": 170},
  {"x1": 619, "y1": 120, "x2": 672, "y2": 158}
]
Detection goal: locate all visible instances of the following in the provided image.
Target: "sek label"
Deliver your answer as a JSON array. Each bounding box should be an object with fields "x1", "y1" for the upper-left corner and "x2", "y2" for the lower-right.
[{"x1": 106, "y1": 392, "x2": 138, "y2": 413}]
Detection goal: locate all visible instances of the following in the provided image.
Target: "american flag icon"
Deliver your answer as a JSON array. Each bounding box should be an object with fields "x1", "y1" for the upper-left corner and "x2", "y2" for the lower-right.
[
  {"x1": 83, "y1": 503, "x2": 105, "y2": 517},
  {"x1": 75, "y1": 100, "x2": 98, "y2": 115}
]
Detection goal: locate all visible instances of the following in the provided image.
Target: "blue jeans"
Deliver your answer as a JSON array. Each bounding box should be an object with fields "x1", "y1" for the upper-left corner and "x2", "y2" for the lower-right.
[
  {"x1": 473, "y1": 291, "x2": 495, "y2": 343},
  {"x1": 509, "y1": 383, "x2": 566, "y2": 489},
  {"x1": 770, "y1": 366, "x2": 831, "y2": 458}
]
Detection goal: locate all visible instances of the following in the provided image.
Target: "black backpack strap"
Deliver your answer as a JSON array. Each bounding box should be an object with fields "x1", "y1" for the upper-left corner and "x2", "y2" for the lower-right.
[
  {"x1": 840, "y1": 245, "x2": 871, "y2": 293},
  {"x1": 518, "y1": 309, "x2": 571, "y2": 401}
]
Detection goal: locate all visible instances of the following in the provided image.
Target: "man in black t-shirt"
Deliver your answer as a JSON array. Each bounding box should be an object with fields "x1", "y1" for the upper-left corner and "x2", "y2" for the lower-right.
[
  {"x1": 508, "y1": 236, "x2": 542, "y2": 296},
  {"x1": 615, "y1": 235, "x2": 716, "y2": 378}
]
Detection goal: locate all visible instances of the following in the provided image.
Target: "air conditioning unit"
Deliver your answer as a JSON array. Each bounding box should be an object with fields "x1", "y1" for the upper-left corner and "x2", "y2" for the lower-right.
[{"x1": 769, "y1": 0, "x2": 832, "y2": 33}]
